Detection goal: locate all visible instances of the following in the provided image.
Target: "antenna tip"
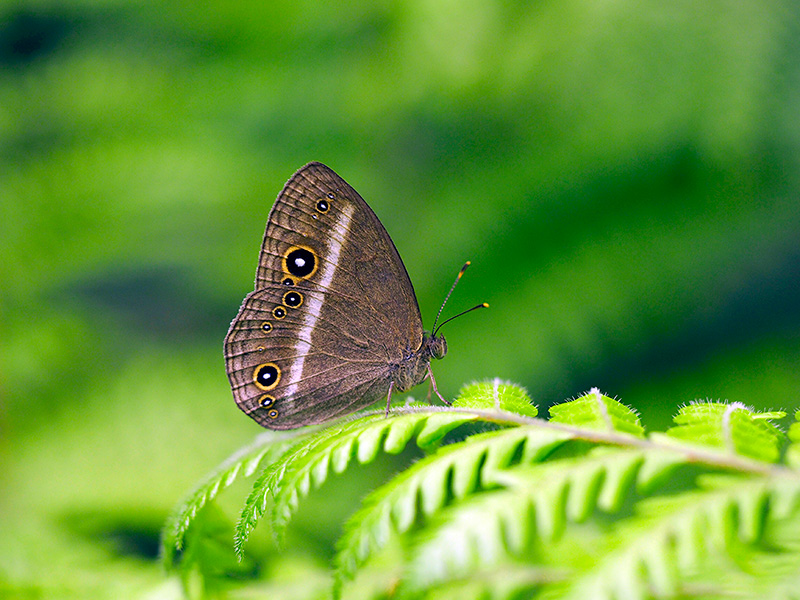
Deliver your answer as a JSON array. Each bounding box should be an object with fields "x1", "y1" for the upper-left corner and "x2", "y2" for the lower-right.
[{"x1": 482, "y1": 302, "x2": 490, "y2": 308}]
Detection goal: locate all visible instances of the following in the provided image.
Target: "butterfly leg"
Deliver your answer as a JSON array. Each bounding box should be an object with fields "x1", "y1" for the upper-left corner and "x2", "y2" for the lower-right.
[
  {"x1": 384, "y1": 380, "x2": 395, "y2": 417},
  {"x1": 427, "y1": 365, "x2": 451, "y2": 406}
]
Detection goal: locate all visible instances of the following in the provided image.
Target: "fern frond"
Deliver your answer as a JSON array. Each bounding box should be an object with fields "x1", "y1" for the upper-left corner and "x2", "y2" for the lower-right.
[
  {"x1": 164, "y1": 379, "x2": 800, "y2": 599},
  {"x1": 334, "y1": 426, "x2": 572, "y2": 589},
  {"x1": 786, "y1": 410, "x2": 800, "y2": 469},
  {"x1": 410, "y1": 562, "x2": 560, "y2": 600},
  {"x1": 743, "y1": 509, "x2": 800, "y2": 600},
  {"x1": 160, "y1": 430, "x2": 302, "y2": 566},
  {"x1": 233, "y1": 408, "x2": 480, "y2": 557},
  {"x1": 403, "y1": 448, "x2": 653, "y2": 590},
  {"x1": 566, "y1": 476, "x2": 800, "y2": 600},
  {"x1": 404, "y1": 464, "x2": 800, "y2": 599},
  {"x1": 454, "y1": 379, "x2": 538, "y2": 417},
  {"x1": 549, "y1": 387, "x2": 644, "y2": 436},
  {"x1": 666, "y1": 401, "x2": 785, "y2": 462}
]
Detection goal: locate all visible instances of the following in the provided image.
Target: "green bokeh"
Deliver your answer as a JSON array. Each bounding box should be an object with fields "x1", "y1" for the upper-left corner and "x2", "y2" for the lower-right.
[{"x1": 2, "y1": 1, "x2": 799, "y2": 597}]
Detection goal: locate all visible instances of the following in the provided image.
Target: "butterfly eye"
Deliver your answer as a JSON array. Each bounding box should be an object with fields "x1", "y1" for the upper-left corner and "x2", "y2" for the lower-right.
[
  {"x1": 258, "y1": 394, "x2": 275, "y2": 408},
  {"x1": 254, "y1": 363, "x2": 280, "y2": 390},
  {"x1": 283, "y1": 291, "x2": 303, "y2": 308},
  {"x1": 283, "y1": 246, "x2": 317, "y2": 279},
  {"x1": 272, "y1": 306, "x2": 286, "y2": 319},
  {"x1": 261, "y1": 321, "x2": 272, "y2": 332},
  {"x1": 315, "y1": 199, "x2": 330, "y2": 213}
]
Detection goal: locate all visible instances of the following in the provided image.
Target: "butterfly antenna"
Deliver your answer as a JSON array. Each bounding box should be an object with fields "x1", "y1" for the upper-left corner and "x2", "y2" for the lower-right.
[
  {"x1": 433, "y1": 302, "x2": 489, "y2": 336},
  {"x1": 431, "y1": 261, "x2": 489, "y2": 336},
  {"x1": 432, "y1": 261, "x2": 470, "y2": 333}
]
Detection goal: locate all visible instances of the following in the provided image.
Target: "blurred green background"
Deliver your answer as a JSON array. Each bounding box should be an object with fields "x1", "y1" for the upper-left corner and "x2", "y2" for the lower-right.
[{"x1": 2, "y1": 1, "x2": 800, "y2": 597}]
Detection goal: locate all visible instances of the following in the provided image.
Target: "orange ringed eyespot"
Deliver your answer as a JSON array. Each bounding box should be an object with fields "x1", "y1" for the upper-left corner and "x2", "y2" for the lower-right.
[{"x1": 254, "y1": 363, "x2": 280, "y2": 391}]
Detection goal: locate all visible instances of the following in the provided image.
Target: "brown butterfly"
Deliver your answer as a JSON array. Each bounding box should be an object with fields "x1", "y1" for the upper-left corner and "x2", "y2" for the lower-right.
[{"x1": 224, "y1": 162, "x2": 483, "y2": 429}]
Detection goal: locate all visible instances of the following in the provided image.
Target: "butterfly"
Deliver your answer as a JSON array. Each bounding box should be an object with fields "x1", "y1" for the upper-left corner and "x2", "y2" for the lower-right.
[{"x1": 224, "y1": 162, "x2": 483, "y2": 429}]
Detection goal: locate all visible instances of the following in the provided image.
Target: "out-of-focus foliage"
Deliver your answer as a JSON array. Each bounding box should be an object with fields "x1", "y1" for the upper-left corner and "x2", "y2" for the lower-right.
[{"x1": 2, "y1": 1, "x2": 799, "y2": 597}]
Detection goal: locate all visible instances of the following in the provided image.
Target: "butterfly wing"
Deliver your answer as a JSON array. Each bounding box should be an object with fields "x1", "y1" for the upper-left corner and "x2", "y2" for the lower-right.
[{"x1": 224, "y1": 162, "x2": 424, "y2": 429}]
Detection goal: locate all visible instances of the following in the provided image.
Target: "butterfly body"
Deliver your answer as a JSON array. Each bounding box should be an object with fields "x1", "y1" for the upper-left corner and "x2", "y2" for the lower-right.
[
  {"x1": 392, "y1": 332, "x2": 447, "y2": 392},
  {"x1": 224, "y1": 162, "x2": 447, "y2": 429}
]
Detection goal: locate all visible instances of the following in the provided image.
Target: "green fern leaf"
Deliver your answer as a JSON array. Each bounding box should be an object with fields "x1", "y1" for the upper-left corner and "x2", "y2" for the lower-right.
[
  {"x1": 565, "y1": 477, "x2": 791, "y2": 600},
  {"x1": 405, "y1": 464, "x2": 800, "y2": 599},
  {"x1": 404, "y1": 448, "x2": 654, "y2": 591},
  {"x1": 334, "y1": 427, "x2": 572, "y2": 590},
  {"x1": 454, "y1": 379, "x2": 537, "y2": 417},
  {"x1": 234, "y1": 409, "x2": 480, "y2": 557},
  {"x1": 549, "y1": 387, "x2": 644, "y2": 437},
  {"x1": 406, "y1": 563, "x2": 559, "y2": 600},
  {"x1": 743, "y1": 505, "x2": 800, "y2": 600},
  {"x1": 164, "y1": 378, "x2": 798, "y2": 599},
  {"x1": 786, "y1": 410, "x2": 800, "y2": 469},
  {"x1": 667, "y1": 401, "x2": 785, "y2": 462},
  {"x1": 175, "y1": 502, "x2": 260, "y2": 598},
  {"x1": 160, "y1": 430, "x2": 300, "y2": 567},
  {"x1": 233, "y1": 419, "x2": 367, "y2": 558}
]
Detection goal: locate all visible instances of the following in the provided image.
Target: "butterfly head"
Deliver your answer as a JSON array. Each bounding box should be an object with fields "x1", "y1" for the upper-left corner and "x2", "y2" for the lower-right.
[{"x1": 424, "y1": 331, "x2": 448, "y2": 361}]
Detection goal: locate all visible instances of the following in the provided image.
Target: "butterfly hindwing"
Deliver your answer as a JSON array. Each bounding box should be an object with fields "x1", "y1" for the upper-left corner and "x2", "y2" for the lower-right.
[{"x1": 224, "y1": 162, "x2": 425, "y2": 429}]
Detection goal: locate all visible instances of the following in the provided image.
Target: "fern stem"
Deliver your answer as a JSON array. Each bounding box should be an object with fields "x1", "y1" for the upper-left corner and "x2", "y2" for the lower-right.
[{"x1": 385, "y1": 405, "x2": 797, "y2": 478}]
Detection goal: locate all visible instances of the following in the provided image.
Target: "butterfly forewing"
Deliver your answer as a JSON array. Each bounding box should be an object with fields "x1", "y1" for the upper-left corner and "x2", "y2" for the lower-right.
[{"x1": 224, "y1": 162, "x2": 425, "y2": 429}]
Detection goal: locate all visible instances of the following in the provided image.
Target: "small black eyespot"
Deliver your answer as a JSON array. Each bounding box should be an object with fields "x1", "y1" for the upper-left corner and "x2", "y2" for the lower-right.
[
  {"x1": 267, "y1": 409, "x2": 279, "y2": 419},
  {"x1": 261, "y1": 321, "x2": 272, "y2": 332},
  {"x1": 254, "y1": 363, "x2": 280, "y2": 390},
  {"x1": 272, "y1": 306, "x2": 286, "y2": 319},
  {"x1": 256, "y1": 345, "x2": 265, "y2": 352},
  {"x1": 285, "y1": 247, "x2": 316, "y2": 278},
  {"x1": 326, "y1": 192, "x2": 335, "y2": 199},
  {"x1": 259, "y1": 394, "x2": 275, "y2": 408},
  {"x1": 315, "y1": 199, "x2": 329, "y2": 213},
  {"x1": 283, "y1": 291, "x2": 303, "y2": 308},
  {"x1": 282, "y1": 277, "x2": 294, "y2": 286}
]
